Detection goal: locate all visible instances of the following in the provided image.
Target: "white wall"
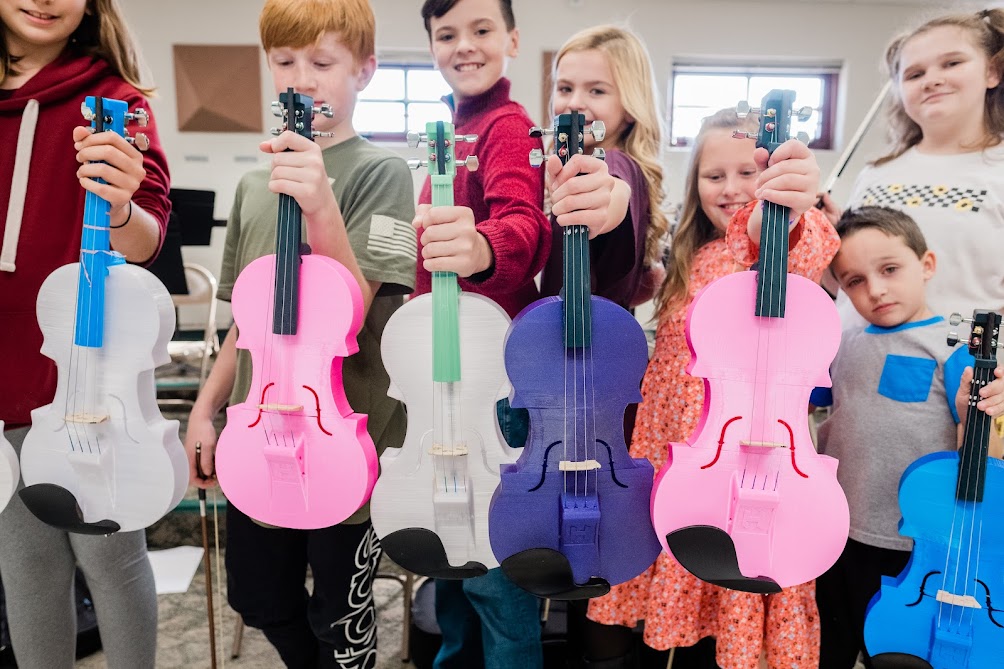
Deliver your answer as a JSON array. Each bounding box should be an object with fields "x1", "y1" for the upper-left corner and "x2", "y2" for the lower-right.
[{"x1": 120, "y1": 0, "x2": 975, "y2": 326}]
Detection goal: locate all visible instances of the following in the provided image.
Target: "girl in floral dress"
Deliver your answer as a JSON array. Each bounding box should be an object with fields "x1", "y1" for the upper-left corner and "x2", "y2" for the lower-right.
[{"x1": 585, "y1": 108, "x2": 839, "y2": 669}]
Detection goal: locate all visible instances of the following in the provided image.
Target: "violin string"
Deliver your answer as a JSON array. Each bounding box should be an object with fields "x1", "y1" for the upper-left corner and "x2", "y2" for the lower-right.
[{"x1": 961, "y1": 365, "x2": 991, "y2": 630}]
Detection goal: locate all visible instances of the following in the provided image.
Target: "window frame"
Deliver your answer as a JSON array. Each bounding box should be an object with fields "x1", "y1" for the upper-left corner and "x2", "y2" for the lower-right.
[
  {"x1": 668, "y1": 63, "x2": 840, "y2": 150},
  {"x1": 356, "y1": 60, "x2": 450, "y2": 143}
]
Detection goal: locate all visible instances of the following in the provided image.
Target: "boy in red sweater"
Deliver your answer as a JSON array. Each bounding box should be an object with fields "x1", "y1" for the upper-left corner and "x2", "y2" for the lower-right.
[{"x1": 414, "y1": 1, "x2": 546, "y2": 667}]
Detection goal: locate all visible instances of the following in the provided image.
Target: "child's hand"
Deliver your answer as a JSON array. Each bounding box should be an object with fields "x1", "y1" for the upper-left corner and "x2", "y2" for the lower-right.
[
  {"x1": 260, "y1": 131, "x2": 336, "y2": 218},
  {"x1": 956, "y1": 365, "x2": 1004, "y2": 421},
  {"x1": 184, "y1": 412, "x2": 218, "y2": 489},
  {"x1": 753, "y1": 139, "x2": 820, "y2": 219},
  {"x1": 547, "y1": 153, "x2": 625, "y2": 239},
  {"x1": 817, "y1": 192, "x2": 842, "y2": 227},
  {"x1": 413, "y1": 205, "x2": 493, "y2": 278},
  {"x1": 746, "y1": 139, "x2": 820, "y2": 242},
  {"x1": 73, "y1": 125, "x2": 145, "y2": 221}
]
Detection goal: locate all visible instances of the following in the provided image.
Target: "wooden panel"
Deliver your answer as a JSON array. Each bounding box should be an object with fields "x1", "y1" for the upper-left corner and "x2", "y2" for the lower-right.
[{"x1": 173, "y1": 45, "x2": 262, "y2": 132}]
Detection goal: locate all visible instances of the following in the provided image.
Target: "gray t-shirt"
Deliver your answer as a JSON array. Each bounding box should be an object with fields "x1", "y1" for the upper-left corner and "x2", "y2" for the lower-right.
[
  {"x1": 816, "y1": 316, "x2": 971, "y2": 550},
  {"x1": 218, "y1": 135, "x2": 416, "y2": 524}
]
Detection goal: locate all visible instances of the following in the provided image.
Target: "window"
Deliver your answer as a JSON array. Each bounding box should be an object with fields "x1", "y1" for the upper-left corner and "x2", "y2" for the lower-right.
[
  {"x1": 353, "y1": 63, "x2": 451, "y2": 142},
  {"x1": 669, "y1": 64, "x2": 839, "y2": 149}
]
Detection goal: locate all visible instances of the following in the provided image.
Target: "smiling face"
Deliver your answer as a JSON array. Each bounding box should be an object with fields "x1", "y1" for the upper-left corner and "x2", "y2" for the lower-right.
[
  {"x1": 427, "y1": 0, "x2": 518, "y2": 104},
  {"x1": 897, "y1": 25, "x2": 1001, "y2": 142},
  {"x1": 0, "y1": 0, "x2": 87, "y2": 56},
  {"x1": 552, "y1": 48, "x2": 631, "y2": 151},
  {"x1": 696, "y1": 128, "x2": 759, "y2": 234},
  {"x1": 266, "y1": 31, "x2": 375, "y2": 144},
  {"x1": 832, "y1": 227, "x2": 936, "y2": 328}
]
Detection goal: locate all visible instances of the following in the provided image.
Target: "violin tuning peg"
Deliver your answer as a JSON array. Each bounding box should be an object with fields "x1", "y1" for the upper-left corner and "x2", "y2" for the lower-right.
[
  {"x1": 592, "y1": 147, "x2": 606, "y2": 161},
  {"x1": 407, "y1": 158, "x2": 428, "y2": 170},
  {"x1": 80, "y1": 102, "x2": 95, "y2": 121},
  {"x1": 589, "y1": 120, "x2": 606, "y2": 142},
  {"x1": 406, "y1": 131, "x2": 427, "y2": 148},
  {"x1": 314, "y1": 103, "x2": 334, "y2": 118},
  {"x1": 949, "y1": 312, "x2": 968, "y2": 326},
  {"x1": 528, "y1": 148, "x2": 545, "y2": 168},
  {"x1": 947, "y1": 332, "x2": 960, "y2": 347},
  {"x1": 270, "y1": 127, "x2": 283, "y2": 136},
  {"x1": 270, "y1": 101, "x2": 284, "y2": 118},
  {"x1": 126, "y1": 132, "x2": 150, "y2": 151},
  {"x1": 795, "y1": 131, "x2": 811, "y2": 145},
  {"x1": 737, "y1": 101, "x2": 759, "y2": 119},
  {"x1": 458, "y1": 134, "x2": 478, "y2": 143},
  {"x1": 125, "y1": 109, "x2": 149, "y2": 127},
  {"x1": 732, "y1": 131, "x2": 756, "y2": 140},
  {"x1": 795, "y1": 105, "x2": 813, "y2": 122},
  {"x1": 529, "y1": 126, "x2": 552, "y2": 138},
  {"x1": 312, "y1": 130, "x2": 334, "y2": 138},
  {"x1": 463, "y1": 155, "x2": 479, "y2": 172}
]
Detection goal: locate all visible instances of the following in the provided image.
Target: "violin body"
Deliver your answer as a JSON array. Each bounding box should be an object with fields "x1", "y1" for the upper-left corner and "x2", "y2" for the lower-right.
[
  {"x1": 21, "y1": 262, "x2": 187, "y2": 532},
  {"x1": 864, "y1": 452, "x2": 1004, "y2": 668},
  {"x1": 215, "y1": 253, "x2": 376, "y2": 529},
  {"x1": 489, "y1": 295, "x2": 661, "y2": 597},
  {"x1": 0, "y1": 423, "x2": 20, "y2": 513},
  {"x1": 651, "y1": 270, "x2": 848, "y2": 591},
  {"x1": 372, "y1": 291, "x2": 518, "y2": 577}
]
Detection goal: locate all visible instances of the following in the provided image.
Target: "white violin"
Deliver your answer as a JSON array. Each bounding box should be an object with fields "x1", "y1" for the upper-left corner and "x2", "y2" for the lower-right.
[
  {"x1": 0, "y1": 424, "x2": 19, "y2": 513},
  {"x1": 19, "y1": 97, "x2": 187, "y2": 534},
  {"x1": 371, "y1": 121, "x2": 517, "y2": 578}
]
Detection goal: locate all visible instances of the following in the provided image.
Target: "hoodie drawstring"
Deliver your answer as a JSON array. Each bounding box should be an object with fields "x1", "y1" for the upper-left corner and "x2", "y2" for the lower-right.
[{"x1": 1, "y1": 99, "x2": 40, "y2": 273}]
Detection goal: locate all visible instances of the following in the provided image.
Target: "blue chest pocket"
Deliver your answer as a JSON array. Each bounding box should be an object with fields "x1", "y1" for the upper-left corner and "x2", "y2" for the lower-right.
[{"x1": 877, "y1": 354, "x2": 937, "y2": 403}]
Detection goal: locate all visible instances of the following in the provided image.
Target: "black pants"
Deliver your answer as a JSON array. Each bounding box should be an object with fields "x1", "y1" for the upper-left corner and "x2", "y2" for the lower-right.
[
  {"x1": 816, "y1": 537, "x2": 911, "y2": 669},
  {"x1": 225, "y1": 505, "x2": 382, "y2": 669}
]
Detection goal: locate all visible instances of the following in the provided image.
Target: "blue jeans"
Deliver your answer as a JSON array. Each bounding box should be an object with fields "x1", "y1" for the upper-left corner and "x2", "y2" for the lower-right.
[
  {"x1": 433, "y1": 569, "x2": 542, "y2": 669},
  {"x1": 432, "y1": 398, "x2": 540, "y2": 669}
]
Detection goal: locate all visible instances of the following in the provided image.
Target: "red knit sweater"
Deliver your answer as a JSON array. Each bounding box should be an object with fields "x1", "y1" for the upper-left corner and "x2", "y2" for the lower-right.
[
  {"x1": 413, "y1": 78, "x2": 548, "y2": 318},
  {"x1": 0, "y1": 51, "x2": 171, "y2": 427}
]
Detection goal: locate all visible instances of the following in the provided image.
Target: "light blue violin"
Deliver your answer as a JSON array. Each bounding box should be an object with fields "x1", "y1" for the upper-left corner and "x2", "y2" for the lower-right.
[{"x1": 864, "y1": 309, "x2": 1004, "y2": 669}]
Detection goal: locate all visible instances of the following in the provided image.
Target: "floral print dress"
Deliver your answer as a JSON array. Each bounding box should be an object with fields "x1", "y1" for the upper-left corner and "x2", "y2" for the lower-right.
[{"x1": 587, "y1": 203, "x2": 840, "y2": 669}]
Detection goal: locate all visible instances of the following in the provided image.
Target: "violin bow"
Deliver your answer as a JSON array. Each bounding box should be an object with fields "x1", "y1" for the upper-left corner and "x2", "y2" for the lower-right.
[
  {"x1": 819, "y1": 80, "x2": 891, "y2": 197},
  {"x1": 195, "y1": 442, "x2": 219, "y2": 669}
]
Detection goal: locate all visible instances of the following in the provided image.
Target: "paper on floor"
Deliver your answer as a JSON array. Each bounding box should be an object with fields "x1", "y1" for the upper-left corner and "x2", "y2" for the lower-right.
[{"x1": 148, "y1": 545, "x2": 205, "y2": 594}]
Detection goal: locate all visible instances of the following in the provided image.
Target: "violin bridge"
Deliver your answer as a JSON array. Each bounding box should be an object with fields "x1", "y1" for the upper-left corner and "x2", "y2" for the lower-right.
[
  {"x1": 936, "y1": 590, "x2": 981, "y2": 608},
  {"x1": 64, "y1": 413, "x2": 109, "y2": 424},
  {"x1": 258, "y1": 403, "x2": 304, "y2": 413},
  {"x1": 559, "y1": 459, "x2": 601, "y2": 472},
  {"x1": 429, "y1": 443, "x2": 469, "y2": 456},
  {"x1": 738, "y1": 440, "x2": 786, "y2": 449}
]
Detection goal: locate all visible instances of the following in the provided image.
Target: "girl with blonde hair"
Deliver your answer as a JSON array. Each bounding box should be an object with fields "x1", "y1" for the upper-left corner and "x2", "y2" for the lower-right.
[
  {"x1": 586, "y1": 106, "x2": 837, "y2": 668},
  {"x1": 0, "y1": 0, "x2": 170, "y2": 666},
  {"x1": 540, "y1": 25, "x2": 669, "y2": 309}
]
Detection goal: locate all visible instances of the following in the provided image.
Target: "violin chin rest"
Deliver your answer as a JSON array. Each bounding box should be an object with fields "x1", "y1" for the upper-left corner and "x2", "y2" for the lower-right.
[
  {"x1": 666, "y1": 526, "x2": 780, "y2": 594},
  {"x1": 379, "y1": 528, "x2": 488, "y2": 580},
  {"x1": 869, "y1": 654, "x2": 933, "y2": 669},
  {"x1": 18, "y1": 483, "x2": 121, "y2": 535},
  {"x1": 500, "y1": 548, "x2": 610, "y2": 600}
]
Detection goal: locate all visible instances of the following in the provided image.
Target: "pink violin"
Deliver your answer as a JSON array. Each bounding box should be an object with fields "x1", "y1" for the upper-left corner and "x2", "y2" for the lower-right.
[
  {"x1": 214, "y1": 89, "x2": 377, "y2": 529},
  {"x1": 650, "y1": 90, "x2": 849, "y2": 592}
]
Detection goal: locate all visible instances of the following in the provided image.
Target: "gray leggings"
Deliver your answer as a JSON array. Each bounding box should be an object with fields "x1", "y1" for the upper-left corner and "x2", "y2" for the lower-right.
[{"x1": 0, "y1": 428, "x2": 157, "y2": 669}]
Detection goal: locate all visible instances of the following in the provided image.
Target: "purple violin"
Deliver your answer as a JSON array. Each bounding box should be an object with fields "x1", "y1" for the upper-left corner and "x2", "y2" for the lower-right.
[{"x1": 488, "y1": 112, "x2": 661, "y2": 599}]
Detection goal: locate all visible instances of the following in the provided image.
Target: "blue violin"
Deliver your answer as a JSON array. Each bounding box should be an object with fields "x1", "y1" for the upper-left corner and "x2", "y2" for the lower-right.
[
  {"x1": 487, "y1": 112, "x2": 661, "y2": 599},
  {"x1": 864, "y1": 309, "x2": 1004, "y2": 668}
]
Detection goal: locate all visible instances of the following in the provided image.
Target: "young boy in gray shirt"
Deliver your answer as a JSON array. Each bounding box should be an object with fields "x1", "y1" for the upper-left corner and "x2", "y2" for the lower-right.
[{"x1": 812, "y1": 206, "x2": 1004, "y2": 669}]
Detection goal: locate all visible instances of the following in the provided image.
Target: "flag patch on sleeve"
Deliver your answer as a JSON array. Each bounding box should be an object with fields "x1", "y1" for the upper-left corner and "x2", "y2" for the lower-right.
[{"x1": 367, "y1": 214, "x2": 417, "y2": 259}]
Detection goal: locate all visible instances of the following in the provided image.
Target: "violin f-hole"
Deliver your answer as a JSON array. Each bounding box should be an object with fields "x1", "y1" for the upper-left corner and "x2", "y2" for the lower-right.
[{"x1": 249, "y1": 382, "x2": 275, "y2": 428}]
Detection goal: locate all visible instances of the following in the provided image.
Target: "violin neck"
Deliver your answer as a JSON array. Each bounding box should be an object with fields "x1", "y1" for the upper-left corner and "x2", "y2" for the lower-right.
[
  {"x1": 956, "y1": 360, "x2": 994, "y2": 502},
  {"x1": 272, "y1": 192, "x2": 302, "y2": 335},
  {"x1": 563, "y1": 224, "x2": 591, "y2": 348},
  {"x1": 755, "y1": 200, "x2": 790, "y2": 319},
  {"x1": 431, "y1": 175, "x2": 461, "y2": 383}
]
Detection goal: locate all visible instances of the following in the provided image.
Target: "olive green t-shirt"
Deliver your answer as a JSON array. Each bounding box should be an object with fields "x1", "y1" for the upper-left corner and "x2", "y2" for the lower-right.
[{"x1": 218, "y1": 135, "x2": 416, "y2": 524}]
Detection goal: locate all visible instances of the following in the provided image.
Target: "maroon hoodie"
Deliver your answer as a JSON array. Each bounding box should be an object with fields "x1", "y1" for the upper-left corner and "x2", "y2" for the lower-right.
[{"x1": 0, "y1": 50, "x2": 170, "y2": 427}]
